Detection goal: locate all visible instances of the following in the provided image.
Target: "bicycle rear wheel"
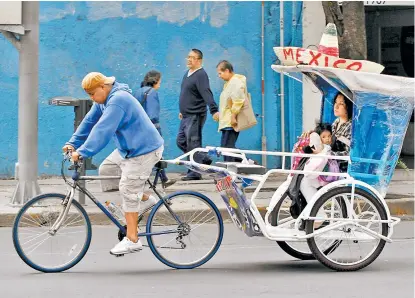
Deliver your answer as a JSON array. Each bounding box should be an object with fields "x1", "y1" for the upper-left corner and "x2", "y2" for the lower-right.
[
  {"x1": 272, "y1": 193, "x2": 343, "y2": 260},
  {"x1": 146, "y1": 191, "x2": 224, "y2": 269},
  {"x1": 13, "y1": 193, "x2": 92, "y2": 273},
  {"x1": 306, "y1": 187, "x2": 388, "y2": 271}
]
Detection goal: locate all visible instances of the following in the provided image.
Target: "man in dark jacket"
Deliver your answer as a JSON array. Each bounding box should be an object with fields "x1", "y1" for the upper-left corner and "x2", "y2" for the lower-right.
[{"x1": 177, "y1": 48, "x2": 219, "y2": 181}]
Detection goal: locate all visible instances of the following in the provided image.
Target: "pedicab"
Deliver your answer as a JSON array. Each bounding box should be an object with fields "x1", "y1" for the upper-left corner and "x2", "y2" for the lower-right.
[
  {"x1": 12, "y1": 22, "x2": 413, "y2": 273},
  {"x1": 165, "y1": 52, "x2": 414, "y2": 272}
]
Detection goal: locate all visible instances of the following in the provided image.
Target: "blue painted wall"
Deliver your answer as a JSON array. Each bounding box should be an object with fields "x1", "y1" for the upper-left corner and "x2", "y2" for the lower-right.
[{"x1": 0, "y1": 1, "x2": 302, "y2": 177}]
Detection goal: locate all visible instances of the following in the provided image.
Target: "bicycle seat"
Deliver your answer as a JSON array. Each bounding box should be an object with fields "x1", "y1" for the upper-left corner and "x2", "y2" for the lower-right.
[
  {"x1": 215, "y1": 162, "x2": 266, "y2": 175},
  {"x1": 154, "y1": 161, "x2": 168, "y2": 169}
]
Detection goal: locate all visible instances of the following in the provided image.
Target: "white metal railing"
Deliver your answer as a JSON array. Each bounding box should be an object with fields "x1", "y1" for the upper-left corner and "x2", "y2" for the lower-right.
[{"x1": 164, "y1": 146, "x2": 398, "y2": 242}]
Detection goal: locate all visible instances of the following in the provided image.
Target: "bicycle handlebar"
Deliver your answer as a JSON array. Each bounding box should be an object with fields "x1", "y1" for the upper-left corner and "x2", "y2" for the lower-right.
[{"x1": 61, "y1": 151, "x2": 84, "y2": 182}]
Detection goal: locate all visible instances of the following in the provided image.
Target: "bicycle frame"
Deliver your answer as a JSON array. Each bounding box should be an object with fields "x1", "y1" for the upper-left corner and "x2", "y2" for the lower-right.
[
  {"x1": 165, "y1": 147, "x2": 400, "y2": 243},
  {"x1": 50, "y1": 158, "x2": 181, "y2": 238}
]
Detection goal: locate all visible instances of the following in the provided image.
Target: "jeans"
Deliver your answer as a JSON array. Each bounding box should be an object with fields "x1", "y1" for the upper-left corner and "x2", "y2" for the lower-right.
[
  {"x1": 155, "y1": 126, "x2": 169, "y2": 183},
  {"x1": 220, "y1": 128, "x2": 241, "y2": 162},
  {"x1": 176, "y1": 113, "x2": 211, "y2": 178}
]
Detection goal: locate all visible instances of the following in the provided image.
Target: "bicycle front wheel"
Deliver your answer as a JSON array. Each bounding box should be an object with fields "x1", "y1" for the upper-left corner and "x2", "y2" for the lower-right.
[
  {"x1": 146, "y1": 191, "x2": 224, "y2": 269},
  {"x1": 13, "y1": 193, "x2": 92, "y2": 273}
]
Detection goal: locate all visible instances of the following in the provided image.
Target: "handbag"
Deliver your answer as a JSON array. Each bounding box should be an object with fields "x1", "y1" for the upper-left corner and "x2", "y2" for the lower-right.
[{"x1": 234, "y1": 93, "x2": 257, "y2": 132}]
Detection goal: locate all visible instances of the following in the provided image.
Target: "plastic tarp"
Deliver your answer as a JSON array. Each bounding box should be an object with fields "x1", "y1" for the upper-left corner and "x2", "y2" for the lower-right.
[{"x1": 272, "y1": 65, "x2": 415, "y2": 196}]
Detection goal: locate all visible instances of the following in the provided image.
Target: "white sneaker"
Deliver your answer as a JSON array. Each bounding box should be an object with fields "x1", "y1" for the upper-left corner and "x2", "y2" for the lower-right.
[
  {"x1": 139, "y1": 194, "x2": 158, "y2": 213},
  {"x1": 110, "y1": 237, "x2": 143, "y2": 255}
]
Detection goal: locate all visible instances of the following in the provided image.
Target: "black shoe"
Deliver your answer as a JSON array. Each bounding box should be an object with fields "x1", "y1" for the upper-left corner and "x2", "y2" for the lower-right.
[
  {"x1": 162, "y1": 179, "x2": 177, "y2": 189},
  {"x1": 181, "y1": 176, "x2": 202, "y2": 181}
]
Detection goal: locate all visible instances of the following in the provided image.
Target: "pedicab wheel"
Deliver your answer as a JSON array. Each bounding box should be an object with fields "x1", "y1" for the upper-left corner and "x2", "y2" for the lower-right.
[
  {"x1": 146, "y1": 191, "x2": 224, "y2": 269},
  {"x1": 306, "y1": 187, "x2": 388, "y2": 271},
  {"x1": 272, "y1": 193, "x2": 344, "y2": 260},
  {"x1": 13, "y1": 193, "x2": 92, "y2": 273}
]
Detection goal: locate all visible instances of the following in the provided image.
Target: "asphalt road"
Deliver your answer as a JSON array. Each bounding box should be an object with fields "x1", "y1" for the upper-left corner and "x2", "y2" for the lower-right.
[{"x1": 0, "y1": 222, "x2": 413, "y2": 298}]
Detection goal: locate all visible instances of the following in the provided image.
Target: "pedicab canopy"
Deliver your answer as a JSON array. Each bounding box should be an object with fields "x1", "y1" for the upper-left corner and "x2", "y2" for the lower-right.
[{"x1": 272, "y1": 24, "x2": 415, "y2": 198}]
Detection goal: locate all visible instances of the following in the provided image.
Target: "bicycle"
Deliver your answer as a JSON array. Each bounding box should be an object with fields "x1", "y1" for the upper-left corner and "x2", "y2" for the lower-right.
[{"x1": 12, "y1": 152, "x2": 224, "y2": 273}]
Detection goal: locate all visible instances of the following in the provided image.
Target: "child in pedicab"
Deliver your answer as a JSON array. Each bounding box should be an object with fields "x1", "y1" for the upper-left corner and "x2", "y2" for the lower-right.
[
  {"x1": 267, "y1": 123, "x2": 339, "y2": 222},
  {"x1": 290, "y1": 123, "x2": 333, "y2": 172}
]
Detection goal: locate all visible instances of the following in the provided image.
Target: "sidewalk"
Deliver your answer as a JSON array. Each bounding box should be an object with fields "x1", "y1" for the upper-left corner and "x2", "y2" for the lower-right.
[{"x1": 0, "y1": 170, "x2": 413, "y2": 226}]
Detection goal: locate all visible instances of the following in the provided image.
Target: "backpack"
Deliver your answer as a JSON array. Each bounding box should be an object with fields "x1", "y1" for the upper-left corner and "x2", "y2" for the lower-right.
[
  {"x1": 318, "y1": 159, "x2": 340, "y2": 183},
  {"x1": 139, "y1": 87, "x2": 152, "y2": 107},
  {"x1": 291, "y1": 136, "x2": 310, "y2": 172}
]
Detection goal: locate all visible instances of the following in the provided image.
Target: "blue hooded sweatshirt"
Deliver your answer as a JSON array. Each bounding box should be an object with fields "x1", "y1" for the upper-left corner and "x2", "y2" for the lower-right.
[{"x1": 67, "y1": 81, "x2": 163, "y2": 159}]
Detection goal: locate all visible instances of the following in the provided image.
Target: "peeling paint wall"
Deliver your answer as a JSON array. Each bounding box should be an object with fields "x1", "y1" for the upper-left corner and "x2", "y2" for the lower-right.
[{"x1": 0, "y1": 1, "x2": 302, "y2": 176}]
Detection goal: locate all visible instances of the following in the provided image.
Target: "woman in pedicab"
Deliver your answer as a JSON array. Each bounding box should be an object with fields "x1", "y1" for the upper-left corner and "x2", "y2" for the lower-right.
[
  {"x1": 298, "y1": 93, "x2": 354, "y2": 202},
  {"x1": 268, "y1": 91, "x2": 354, "y2": 224}
]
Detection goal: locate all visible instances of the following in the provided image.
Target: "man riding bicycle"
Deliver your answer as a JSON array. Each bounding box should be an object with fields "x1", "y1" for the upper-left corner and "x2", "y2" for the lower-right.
[{"x1": 62, "y1": 72, "x2": 163, "y2": 255}]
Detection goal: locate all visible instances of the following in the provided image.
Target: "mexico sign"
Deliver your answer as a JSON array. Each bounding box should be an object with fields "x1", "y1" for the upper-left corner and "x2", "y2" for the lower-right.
[{"x1": 274, "y1": 47, "x2": 385, "y2": 74}]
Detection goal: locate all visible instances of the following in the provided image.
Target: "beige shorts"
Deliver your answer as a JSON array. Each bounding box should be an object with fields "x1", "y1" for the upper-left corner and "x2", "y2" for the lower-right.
[{"x1": 99, "y1": 146, "x2": 163, "y2": 212}]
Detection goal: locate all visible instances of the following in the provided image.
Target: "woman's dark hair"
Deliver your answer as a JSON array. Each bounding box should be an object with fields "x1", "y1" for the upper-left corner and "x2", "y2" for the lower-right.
[
  {"x1": 315, "y1": 123, "x2": 332, "y2": 135},
  {"x1": 216, "y1": 60, "x2": 234, "y2": 72},
  {"x1": 140, "y1": 70, "x2": 161, "y2": 88},
  {"x1": 334, "y1": 92, "x2": 353, "y2": 120}
]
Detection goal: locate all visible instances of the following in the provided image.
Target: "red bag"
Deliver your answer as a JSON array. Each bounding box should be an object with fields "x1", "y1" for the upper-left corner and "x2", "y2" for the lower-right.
[{"x1": 291, "y1": 136, "x2": 310, "y2": 171}]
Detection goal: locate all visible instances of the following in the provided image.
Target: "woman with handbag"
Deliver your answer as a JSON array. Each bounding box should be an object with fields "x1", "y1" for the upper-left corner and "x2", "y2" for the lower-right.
[{"x1": 216, "y1": 60, "x2": 256, "y2": 162}]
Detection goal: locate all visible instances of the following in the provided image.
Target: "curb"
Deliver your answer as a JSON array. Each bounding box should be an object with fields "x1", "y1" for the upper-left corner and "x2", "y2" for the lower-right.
[
  {"x1": 385, "y1": 198, "x2": 414, "y2": 219},
  {"x1": 1, "y1": 198, "x2": 413, "y2": 227}
]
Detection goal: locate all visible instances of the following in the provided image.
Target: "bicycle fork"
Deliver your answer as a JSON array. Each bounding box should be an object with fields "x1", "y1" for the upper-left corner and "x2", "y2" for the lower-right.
[{"x1": 49, "y1": 186, "x2": 76, "y2": 235}]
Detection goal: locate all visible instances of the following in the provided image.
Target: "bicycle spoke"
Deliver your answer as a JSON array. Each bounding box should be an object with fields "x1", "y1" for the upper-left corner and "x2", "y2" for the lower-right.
[
  {"x1": 148, "y1": 194, "x2": 222, "y2": 268},
  {"x1": 26, "y1": 235, "x2": 53, "y2": 255},
  {"x1": 15, "y1": 196, "x2": 90, "y2": 272},
  {"x1": 312, "y1": 191, "x2": 384, "y2": 269}
]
